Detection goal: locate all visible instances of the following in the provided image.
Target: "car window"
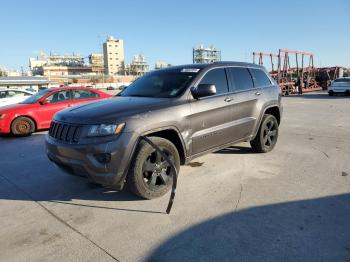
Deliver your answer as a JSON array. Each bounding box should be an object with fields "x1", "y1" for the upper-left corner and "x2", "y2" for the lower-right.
[
  {"x1": 120, "y1": 71, "x2": 196, "y2": 98},
  {"x1": 6, "y1": 91, "x2": 16, "y2": 97},
  {"x1": 199, "y1": 68, "x2": 229, "y2": 95},
  {"x1": 72, "y1": 89, "x2": 99, "y2": 100},
  {"x1": 0, "y1": 91, "x2": 8, "y2": 98},
  {"x1": 13, "y1": 91, "x2": 27, "y2": 97},
  {"x1": 228, "y1": 67, "x2": 254, "y2": 92},
  {"x1": 46, "y1": 90, "x2": 71, "y2": 103},
  {"x1": 250, "y1": 68, "x2": 271, "y2": 87}
]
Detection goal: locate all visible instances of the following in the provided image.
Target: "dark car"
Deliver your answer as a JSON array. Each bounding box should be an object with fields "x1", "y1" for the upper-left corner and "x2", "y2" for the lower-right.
[
  {"x1": 106, "y1": 86, "x2": 115, "y2": 90},
  {"x1": 46, "y1": 62, "x2": 282, "y2": 199}
]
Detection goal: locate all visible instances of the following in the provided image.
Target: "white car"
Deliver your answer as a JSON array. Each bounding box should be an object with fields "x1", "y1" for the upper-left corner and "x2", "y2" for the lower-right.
[
  {"x1": 0, "y1": 89, "x2": 34, "y2": 107},
  {"x1": 328, "y1": 77, "x2": 350, "y2": 96}
]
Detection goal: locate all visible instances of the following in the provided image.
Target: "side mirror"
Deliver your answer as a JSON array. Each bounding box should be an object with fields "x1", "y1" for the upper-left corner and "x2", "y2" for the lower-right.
[
  {"x1": 191, "y1": 84, "x2": 216, "y2": 99},
  {"x1": 39, "y1": 99, "x2": 50, "y2": 105}
]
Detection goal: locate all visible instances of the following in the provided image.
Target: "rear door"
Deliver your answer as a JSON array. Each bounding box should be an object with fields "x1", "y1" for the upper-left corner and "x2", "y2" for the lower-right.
[
  {"x1": 189, "y1": 67, "x2": 236, "y2": 155},
  {"x1": 226, "y1": 67, "x2": 262, "y2": 141},
  {"x1": 35, "y1": 90, "x2": 73, "y2": 128}
]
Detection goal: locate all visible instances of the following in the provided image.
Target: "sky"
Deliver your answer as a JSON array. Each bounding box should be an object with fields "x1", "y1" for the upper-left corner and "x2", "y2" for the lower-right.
[{"x1": 0, "y1": 0, "x2": 349, "y2": 71}]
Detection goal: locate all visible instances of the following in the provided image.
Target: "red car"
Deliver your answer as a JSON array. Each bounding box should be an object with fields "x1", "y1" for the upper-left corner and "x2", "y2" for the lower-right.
[{"x1": 0, "y1": 86, "x2": 111, "y2": 136}]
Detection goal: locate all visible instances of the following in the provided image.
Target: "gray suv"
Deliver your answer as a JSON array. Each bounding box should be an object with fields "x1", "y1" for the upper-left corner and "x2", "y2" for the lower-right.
[{"x1": 46, "y1": 62, "x2": 282, "y2": 199}]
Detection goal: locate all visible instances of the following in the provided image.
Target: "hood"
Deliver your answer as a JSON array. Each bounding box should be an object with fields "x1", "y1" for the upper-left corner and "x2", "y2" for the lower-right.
[
  {"x1": 0, "y1": 103, "x2": 31, "y2": 112},
  {"x1": 54, "y1": 96, "x2": 172, "y2": 124}
]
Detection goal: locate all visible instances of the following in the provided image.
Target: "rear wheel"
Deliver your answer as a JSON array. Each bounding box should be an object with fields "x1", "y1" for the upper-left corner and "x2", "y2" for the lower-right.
[
  {"x1": 11, "y1": 117, "x2": 35, "y2": 136},
  {"x1": 128, "y1": 137, "x2": 180, "y2": 199},
  {"x1": 250, "y1": 114, "x2": 278, "y2": 153}
]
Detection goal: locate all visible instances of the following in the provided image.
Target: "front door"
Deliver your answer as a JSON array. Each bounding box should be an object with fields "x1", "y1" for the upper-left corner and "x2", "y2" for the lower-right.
[
  {"x1": 36, "y1": 90, "x2": 72, "y2": 128},
  {"x1": 189, "y1": 68, "x2": 235, "y2": 155}
]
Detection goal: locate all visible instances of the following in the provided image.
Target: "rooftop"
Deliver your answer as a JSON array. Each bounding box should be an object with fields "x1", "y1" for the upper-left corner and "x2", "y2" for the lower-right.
[{"x1": 0, "y1": 76, "x2": 50, "y2": 85}]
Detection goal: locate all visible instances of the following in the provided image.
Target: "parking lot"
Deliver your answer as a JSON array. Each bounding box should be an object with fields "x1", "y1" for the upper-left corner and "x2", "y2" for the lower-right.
[{"x1": 0, "y1": 91, "x2": 349, "y2": 262}]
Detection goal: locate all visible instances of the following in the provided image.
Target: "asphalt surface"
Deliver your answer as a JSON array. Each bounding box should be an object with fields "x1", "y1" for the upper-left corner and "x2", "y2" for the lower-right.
[{"x1": 0, "y1": 91, "x2": 349, "y2": 262}]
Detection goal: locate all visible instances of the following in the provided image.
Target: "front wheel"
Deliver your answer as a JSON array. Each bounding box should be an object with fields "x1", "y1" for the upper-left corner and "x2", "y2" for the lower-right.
[
  {"x1": 128, "y1": 137, "x2": 180, "y2": 199},
  {"x1": 11, "y1": 117, "x2": 35, "y2": 136},
  {"x1": 250, "y1": 114, "x2": 279, "y2": 153}
]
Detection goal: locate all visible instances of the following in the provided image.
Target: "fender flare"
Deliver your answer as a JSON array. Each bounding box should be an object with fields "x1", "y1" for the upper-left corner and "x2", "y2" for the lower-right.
[
  {"x1": 118, "y1": 126, "x2": 186, "y2": 189},
  {"x1": 252, "y1": 105, "x2": 281, "y2": 139}
]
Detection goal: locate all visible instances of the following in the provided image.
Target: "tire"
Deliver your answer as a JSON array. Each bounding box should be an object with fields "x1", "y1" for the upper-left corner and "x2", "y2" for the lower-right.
[
  {"x1": 328, "y1": 92, "x2": 334, "y2": 96},
  {"x1": 250, "y1": 114, "x2": 279, "y2": 153},
  {"x1": 11, "y1": 117, "x2": 35, "y2": 136},
  {"x1": 128, "y1": 137, "x2": 180, "y2": 199}
]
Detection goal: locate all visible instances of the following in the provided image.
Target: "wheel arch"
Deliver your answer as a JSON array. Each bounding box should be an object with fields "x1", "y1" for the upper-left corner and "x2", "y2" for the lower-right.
[
  {"x1": 142, "y1": 127, "x2": 187, "y2": 165},
  {"x1": 252, "y1": 105, "x2": 281, "y2": 139}
]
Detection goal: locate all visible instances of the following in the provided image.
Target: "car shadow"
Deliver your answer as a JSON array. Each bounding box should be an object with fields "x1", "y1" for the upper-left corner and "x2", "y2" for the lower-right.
[
  {"x1": 147, "y1": 193, "x2": 350, "y2": 261},
  {"x1": 0, "y1": 133, "x2": 165, "y2": 214}
]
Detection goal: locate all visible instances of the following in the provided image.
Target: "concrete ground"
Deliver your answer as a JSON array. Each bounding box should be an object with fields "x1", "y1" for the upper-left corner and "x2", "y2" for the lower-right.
[{"x1": 0, "y1": 91, "x2": 349, "y2": 262}]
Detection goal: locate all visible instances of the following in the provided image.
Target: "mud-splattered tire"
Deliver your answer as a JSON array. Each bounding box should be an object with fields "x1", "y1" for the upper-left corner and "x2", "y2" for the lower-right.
[
  {"x1": 128, "y1": 137, "x2": 180, "y2": 199},
  {"x1": 11, "y1": 117, "x2": 35, "y2": 136}
]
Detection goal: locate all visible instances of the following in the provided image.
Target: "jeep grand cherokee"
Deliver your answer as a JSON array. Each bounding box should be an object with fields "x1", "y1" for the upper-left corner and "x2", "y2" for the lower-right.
[{"x1": 46, "y1": 62, "x2": 282, "y2": 199}]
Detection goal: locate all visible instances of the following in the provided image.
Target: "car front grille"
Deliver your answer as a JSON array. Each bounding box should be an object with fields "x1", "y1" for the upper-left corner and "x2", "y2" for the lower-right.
[{"x1": 49, "y1": 121, "x2": 81, "y2": 143}]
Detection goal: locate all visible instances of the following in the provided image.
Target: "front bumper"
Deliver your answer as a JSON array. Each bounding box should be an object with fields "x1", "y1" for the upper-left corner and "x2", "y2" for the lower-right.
[
  {"x1": 0, "y1": 118, "x2": 11, "y2": 134},
  {"x1": 46, "y1": 132, "x2": 137, "y2": 189}
]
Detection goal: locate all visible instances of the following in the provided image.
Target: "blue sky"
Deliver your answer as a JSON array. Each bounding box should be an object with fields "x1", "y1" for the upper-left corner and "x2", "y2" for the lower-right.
[{"x1": 1, "y1": 0, "x2": 349, "y2": 70}]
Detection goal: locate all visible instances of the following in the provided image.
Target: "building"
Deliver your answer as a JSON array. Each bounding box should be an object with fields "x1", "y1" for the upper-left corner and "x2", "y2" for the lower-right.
[
  {"x1": 29, "y1": 52, "x2": 93, "y2": 85},
  {"x1": 103, "y1": 36, "x2": 125, "y2": 76},
  {"x1": 155, "y1": 61, "x2": 172, "y2": 69},
  {"x1": 193, "y1": 44, "x2": 221, "y2": 64},
  {"x1": 125, "y1": 55, "x2": 150, "y2": 76},
  {"x1": 30, "y1": 52, "x2": 85, "y2": 75},
  {"x1": 0, "y1": 76, "x2": 50, "y2": 91},
  {"x1": 42, "y1": 65, "x2": 92, "y2": 85},
  {"x1": 89, "y1": 53, "x2": 103, "y2": 74},
  {"x1": 0, "y1": 66, "x2": 29, "y2": 77}
]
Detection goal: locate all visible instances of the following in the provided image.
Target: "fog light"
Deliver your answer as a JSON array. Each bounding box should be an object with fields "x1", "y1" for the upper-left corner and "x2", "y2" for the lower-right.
[{"x1": 94, "y1": 153, "x2": 111, "y2": 164}]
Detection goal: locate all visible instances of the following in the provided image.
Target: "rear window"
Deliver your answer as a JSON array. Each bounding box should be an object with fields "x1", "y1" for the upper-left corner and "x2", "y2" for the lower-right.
[
  {"x1": 227, "y1": 67, "x2": 254, "y2": 92},
  {"x1": 250, "y1": 68, "x2": 272, "y2": 87},
  {"x1": 73, "y1": 89, "x2": 99, "y2": 99}
]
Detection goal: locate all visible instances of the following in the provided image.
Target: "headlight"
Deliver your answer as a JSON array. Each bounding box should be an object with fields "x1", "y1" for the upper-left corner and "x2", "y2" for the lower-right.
[
  {"x1": 0, "y1": 114, "x2": 5, "y2": 120},
  {"x1": 87, "y1": 123, "x2": 125, "y2": 137}
]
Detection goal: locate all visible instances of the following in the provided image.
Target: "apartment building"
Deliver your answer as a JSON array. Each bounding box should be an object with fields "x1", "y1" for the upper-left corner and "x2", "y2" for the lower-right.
[{"x1": 103, "y1": 36, "x2": 125, "y2": 75}]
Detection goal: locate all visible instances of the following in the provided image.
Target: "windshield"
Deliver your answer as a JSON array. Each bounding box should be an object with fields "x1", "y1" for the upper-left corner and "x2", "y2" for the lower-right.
[
  {"x1": 119, "y1": 71, "x2": 197, "y2": 98},
  {"x1": 20, "y1": 89, "x2": 50, "y2": 104},
  {"x1": 334, "y1": 78, "x2": 350, "y2": 83}
]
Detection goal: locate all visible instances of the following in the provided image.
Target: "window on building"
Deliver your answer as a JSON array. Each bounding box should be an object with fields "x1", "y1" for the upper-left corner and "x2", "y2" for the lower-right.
[
  {"x1": 227, "y1": 67, "x2": 254, "y2": 92},
  {"x1": 199, "y1": 68, "x2": 229, "y2": 95}
]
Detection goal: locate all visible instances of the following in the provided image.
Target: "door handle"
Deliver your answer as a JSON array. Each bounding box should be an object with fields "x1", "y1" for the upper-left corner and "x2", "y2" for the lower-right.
[
  {"x1": 255, "y1": 91, "x2": 262, "y2": 96},
  {"x1": 224, "y1": 97, "x2": 233, "y2": 102}
]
